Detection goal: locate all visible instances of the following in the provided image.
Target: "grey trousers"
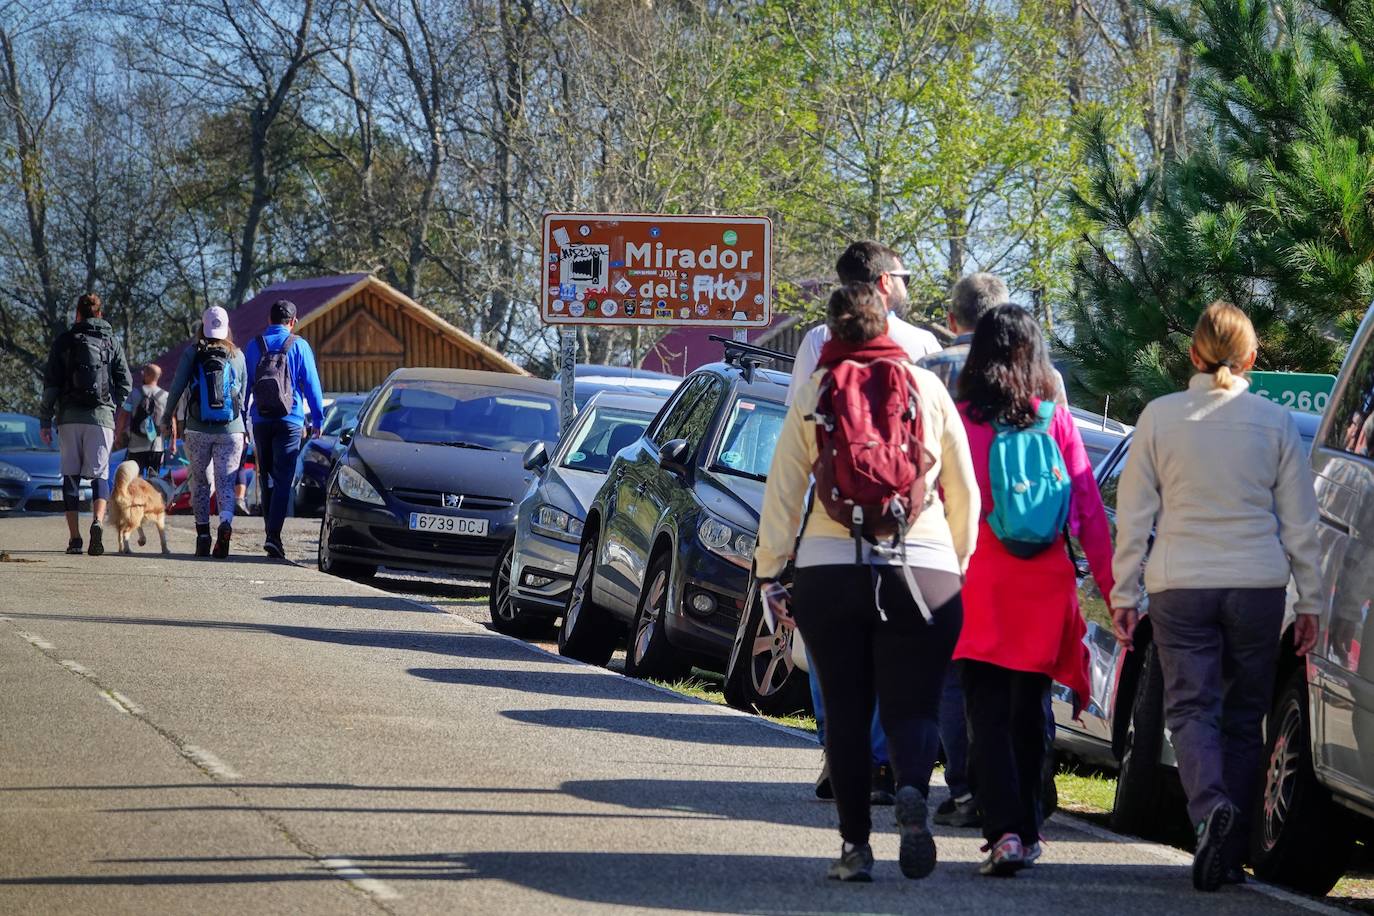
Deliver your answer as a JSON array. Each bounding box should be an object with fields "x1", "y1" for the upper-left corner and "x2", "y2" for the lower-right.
[{"x1": 1149, "y1": 587, "x2": 1284, "y2": 844}]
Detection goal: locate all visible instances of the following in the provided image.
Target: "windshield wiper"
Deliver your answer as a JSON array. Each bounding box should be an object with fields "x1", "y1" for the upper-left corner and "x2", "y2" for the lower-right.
[
  {"x1": 712, "y1": 464, "x2": 767, "y2": 482},
  {"x1": 435, "y1": 440, "x2": 494, "y2": 451}
]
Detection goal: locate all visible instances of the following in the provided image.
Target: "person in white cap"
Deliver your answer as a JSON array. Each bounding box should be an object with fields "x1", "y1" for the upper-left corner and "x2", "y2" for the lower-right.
[{"x1": 162, "y1": 306, "x2": 248, "y2": 558}]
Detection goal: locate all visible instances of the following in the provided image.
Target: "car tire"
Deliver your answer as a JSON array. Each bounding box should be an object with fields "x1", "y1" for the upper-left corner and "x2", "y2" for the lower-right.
[
  {"x1": 558, "y1": 534, "x2": 619, "y2": 667},
  {"x1": 723, "y1": 580, "x2": 812, "y2": 716},
  {"x1": 623, "y1": 553, "x2": 692, "y2": 682},
  {"x1": 1110, "y1": 640, "x2": 1169, "y2": 838},
  {"x1": 488, "y1": 540, "x2": 551, "y2": 638},
  {"x1": 1250, "y1": 666, "x2": 1354, "y2": 895},
  {"x1": 316, "y1": 513, "x2": 376, "y2": 581}
]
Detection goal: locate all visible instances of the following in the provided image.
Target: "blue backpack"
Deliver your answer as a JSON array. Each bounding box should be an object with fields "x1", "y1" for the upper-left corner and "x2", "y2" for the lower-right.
[
  {"x1": 193, "y1": 341, "x2": 239, "y2": 424},
  {"x1": 987, "y1": 400, "x2": 1070, "y2": 558}
]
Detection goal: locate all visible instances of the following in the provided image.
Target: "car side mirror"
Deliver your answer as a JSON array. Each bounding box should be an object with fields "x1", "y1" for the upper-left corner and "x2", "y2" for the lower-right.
[
  {"x1": 659, "y1": 438, "x2": 690, "y2": 477},
  {"x1": 339, "y1": 428, "x2": 354, "y2": 445},
  {"x1": 523, "y1": 440, "x2": 550, "y2": 472}
]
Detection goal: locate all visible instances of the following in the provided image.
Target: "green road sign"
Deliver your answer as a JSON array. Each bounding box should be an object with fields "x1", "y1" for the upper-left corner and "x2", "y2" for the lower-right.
[{"x1": 1249, "y1": 371, "x2": 1337, "y2": 414}]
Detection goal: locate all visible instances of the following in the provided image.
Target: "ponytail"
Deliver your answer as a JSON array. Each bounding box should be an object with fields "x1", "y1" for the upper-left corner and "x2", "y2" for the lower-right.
[{"x1": 1192, "y1": 301, "x2": 1257, "y2": 390}]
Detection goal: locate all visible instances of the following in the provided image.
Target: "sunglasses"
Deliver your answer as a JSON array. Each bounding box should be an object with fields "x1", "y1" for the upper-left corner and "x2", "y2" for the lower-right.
[{"x1": 887, "y1": 269, "x2": 913, "y2": 284}]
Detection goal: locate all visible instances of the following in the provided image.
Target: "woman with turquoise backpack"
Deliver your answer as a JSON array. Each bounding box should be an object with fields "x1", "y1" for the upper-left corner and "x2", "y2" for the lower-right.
[
  {"x1": 162, "y1": 306, "x2": 247, "y2": 559},
  {"x1": 955, "y1": 304, "x2": 1116, "y2": 876}
]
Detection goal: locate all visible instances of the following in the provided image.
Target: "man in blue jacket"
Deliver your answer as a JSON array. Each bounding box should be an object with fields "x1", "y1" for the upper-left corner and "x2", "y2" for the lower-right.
[{"x1": 243, "y1": 299, "x2": 325, "y2": 558}]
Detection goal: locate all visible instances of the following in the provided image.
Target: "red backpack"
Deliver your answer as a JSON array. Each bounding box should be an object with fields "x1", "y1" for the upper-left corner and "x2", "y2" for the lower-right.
[{"x1": 811, "y1": 354, "x2": 932, "y2": 559}]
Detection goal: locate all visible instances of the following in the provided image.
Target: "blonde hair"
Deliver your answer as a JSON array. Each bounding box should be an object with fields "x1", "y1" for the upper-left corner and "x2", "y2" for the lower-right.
[{"x1": 1193, "y1": 300, "x2": 1257, "y2": 390}]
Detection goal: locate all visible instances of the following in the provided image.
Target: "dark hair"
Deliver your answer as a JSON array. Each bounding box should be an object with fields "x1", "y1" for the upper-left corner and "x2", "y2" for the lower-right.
[
  {"x1": 836, "y1": 241, "x2": 900, "y2": 285},
  {"x1": 957, "y1": 304, "x2": 1058, "y2": 428},
  {"x1": 76, "y1": 293, "x2": 102, "y2": 320},
  {"x1": 826, "y1": 282, "x2": 887, "y2": 343}
]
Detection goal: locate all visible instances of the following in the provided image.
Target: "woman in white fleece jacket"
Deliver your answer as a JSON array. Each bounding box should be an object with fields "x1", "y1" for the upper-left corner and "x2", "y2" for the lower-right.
[{"x1": 1110, "y1": 301, "x2": 1322, "y2": 893}]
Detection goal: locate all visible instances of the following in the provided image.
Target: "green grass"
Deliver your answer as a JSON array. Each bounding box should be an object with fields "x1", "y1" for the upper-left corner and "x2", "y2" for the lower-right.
[
  {"x1": 650, "y1": 671, "x2": 817, "y2": 734},
  {"x1": 1052, "y1": 764, "x2": 1116, "y2": 820}
]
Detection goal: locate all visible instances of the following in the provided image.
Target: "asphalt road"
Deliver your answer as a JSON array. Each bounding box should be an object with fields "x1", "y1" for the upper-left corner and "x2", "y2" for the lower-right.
[{"x1": 0, "y1": 513, "x2": 1338, "y2": 915}]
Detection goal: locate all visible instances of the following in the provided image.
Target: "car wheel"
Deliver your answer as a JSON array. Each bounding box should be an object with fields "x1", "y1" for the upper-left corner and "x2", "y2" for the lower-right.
[
  {"x1": 316, "y1": 512, "x2": 376, "y2": 581},
  {"x1": 1110, "y1": 640, "x2": 1169, "y2": 838},
  {"x1": 623, "y1": 553, "x2": 692, "y2": 682},
  {"x1": 558, "y1": 534, "x2": 619, "y2": 666},
  {"x1": 723, "y1": 580, "x2": 812, "y2": 716},
  {"x1": 1250, "y1": 666, "x2": 1354, "y2": 895},
  {"x1": 488, "y1": 541, "x2": 550, "y2": 638}
]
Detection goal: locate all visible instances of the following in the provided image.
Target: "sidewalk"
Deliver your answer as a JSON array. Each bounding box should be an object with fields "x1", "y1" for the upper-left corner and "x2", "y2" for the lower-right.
[{"x1": 0, "y1": 513, "x2": 1334, "y2": 914}]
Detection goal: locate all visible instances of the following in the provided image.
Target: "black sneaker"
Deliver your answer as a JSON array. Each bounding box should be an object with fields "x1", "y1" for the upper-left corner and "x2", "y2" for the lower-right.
[
  {"x1": 212, "y1": 522, "x2": 232, "y2": 559},
  {"x1": 895, "y1": 786, "x2": 937, "y2": 879},
  {"x1": 1192, "y1": 801, "x2": 1237, "y2": 892},
  {"x1": 65, "y1": 537, "x2": 83, "y2": 555},
  {"x1": 195, "y1": 523, "x2": 211, "y2": 558},
  {"x1": 826, "y1": 842, "x2": 874, "y2": 882},
  {"x1": 815, "y1": 753, "x2": 834, "y2": 800},
  {"x1": 933, "y1": 794, "x2": 981, "y2": 828},
  {"x1": 87, "y1": 523, "x2": 104, "y2": 557},
  {"x1": 264, "y1": 538, "x2": 285, "y2": 559},
  {"x1": 870, "y1": 762, "x2": 895, "y2": 806}
]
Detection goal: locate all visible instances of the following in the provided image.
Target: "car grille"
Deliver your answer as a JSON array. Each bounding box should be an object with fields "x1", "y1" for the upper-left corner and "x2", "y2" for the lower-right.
[
  {"x1": 390, "y1": 488, "x2": 513, "y2": 511},
  {"x1": 370, "y1": 527, "x2": 505, "y2": 556}
]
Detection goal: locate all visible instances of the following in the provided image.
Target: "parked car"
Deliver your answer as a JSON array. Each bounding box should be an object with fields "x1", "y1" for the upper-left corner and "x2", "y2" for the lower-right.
[
  {"x1": 1068, "y1": 405, "x2": 1132, "y2": 470},
  {"x1": 297, "y1": 393, "x2": 371, "y2": 516},
  {"x1": 489, "y1": 390, "x2": 672, "y2": 636},
  {"x1": 317, "y1": 369, "x2": 559, "y2": 581},
  {"x1": 559, "y1": 342, "x2": 791, "y2": 680},
  {"x1": 0, "y1": 413, "x2": 91, "y2": 511},
  {"x1": 574, "y1": 366, "x2": 681, "y2": 410}
]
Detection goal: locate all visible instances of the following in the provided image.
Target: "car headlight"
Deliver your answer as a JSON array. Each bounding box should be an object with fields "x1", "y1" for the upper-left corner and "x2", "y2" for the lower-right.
[
  {"x1": 531, "y1": 503, "x2": 585, "y2": 543},
  {"x1": 0, "y1": 461, "x2": 29, "y2": 483},
  {"x1": 335, "y1": 464, "x2": 385, "y2": 506},
  {"x1": 698, "y1": 515, "x2": 756, "y2": 568}
]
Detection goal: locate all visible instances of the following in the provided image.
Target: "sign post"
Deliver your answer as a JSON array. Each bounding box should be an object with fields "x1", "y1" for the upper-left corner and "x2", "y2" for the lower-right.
[
  {"x1": 540, "y1": 212, "x2": 773, "y2": 433},
  {"x1": 558, "y1": 328, "x2": 578, "y2": 437},
  {"x1": 1249, "y1": 371, "x2": 1337, "y2": 414}
]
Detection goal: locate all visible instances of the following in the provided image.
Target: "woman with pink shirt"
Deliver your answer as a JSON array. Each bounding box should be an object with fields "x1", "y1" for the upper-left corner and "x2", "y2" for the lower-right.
[{"x1": 955, "y1": 304, "x2": 1116, "y2": 875}]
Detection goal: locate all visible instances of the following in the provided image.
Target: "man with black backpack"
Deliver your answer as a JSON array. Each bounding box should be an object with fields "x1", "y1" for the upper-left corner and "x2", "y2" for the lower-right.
[
  {"x1": 115, "y1": 364, "x2": 172, "y2": 476},
  {"x1": 243, "y1": 299, "x2": 325, "y2": 558},
  {"x1": 38, "y1": 293, "x2": 133, "y2": 556}
]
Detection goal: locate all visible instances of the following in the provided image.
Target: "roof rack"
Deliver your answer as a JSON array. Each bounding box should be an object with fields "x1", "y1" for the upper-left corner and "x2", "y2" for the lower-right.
[{"x1": 708, "y1": 334, "x2": 794, "y2": 384}]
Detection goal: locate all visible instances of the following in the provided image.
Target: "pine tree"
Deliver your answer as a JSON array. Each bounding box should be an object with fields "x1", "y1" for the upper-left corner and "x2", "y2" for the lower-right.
[{"x1": 1060, "y1": 0, "x2": 1373, "y2": 420}]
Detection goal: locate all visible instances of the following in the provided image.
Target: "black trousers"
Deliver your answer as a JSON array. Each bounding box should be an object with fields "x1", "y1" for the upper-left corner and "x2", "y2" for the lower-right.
[
  {"x1": 792, "y1": 564, "x2": 962, "y2": 845},
  {"x1": 961, "y1": 659, "x2": 1051, "y2": 844}
]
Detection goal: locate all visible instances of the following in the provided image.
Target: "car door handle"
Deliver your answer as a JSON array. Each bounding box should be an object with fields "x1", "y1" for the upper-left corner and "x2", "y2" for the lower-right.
[{"x1": 1320, "y1": 511, "x2": 1352, "y2": 536}]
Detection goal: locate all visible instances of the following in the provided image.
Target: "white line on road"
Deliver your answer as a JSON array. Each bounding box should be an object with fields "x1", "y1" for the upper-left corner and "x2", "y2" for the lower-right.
[
  {"x1": 60, "y1": 659, "x2": 93, "y2": 678},
  {"x1": 319, "y1": 858, "x2": 402, "y2": 902},
  {"x1": 15, "y1": 629, "x2": 55, "y2": 651},
  {"x1": 99, "y1": 693, "x2": 129, "y2": 715},
  {"x1": 180, "y1": 745, "x2": 241, "y2": 780},
  {"x1": 108, "y1": 690, "x2": 145, "y2": 716}
]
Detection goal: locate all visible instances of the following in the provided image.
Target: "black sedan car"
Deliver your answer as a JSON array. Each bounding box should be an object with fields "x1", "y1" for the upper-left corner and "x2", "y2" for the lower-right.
[
  {"x1": 489, "y1": 390, "x2": 671, "y2": 636},
  {"x1": 559, "y1": 342, "x2": 791, "y2": 680},
  {"x1": 317, "y1": 369, "x2": 559, "y2": 581},
  {"x1": 297, "y1": 393, "x2": 372, "y2": 516}
]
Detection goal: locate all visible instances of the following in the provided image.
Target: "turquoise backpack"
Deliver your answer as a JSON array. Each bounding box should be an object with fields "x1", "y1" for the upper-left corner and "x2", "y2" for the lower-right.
[{"x1": 988, "y1": 400, "x2": 1070, "y2": 558}]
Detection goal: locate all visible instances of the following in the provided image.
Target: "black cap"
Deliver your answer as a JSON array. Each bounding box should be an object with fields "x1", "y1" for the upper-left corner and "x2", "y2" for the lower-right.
[{"x1": 270, "y1": 299, "x2": 297, "y2": 323}]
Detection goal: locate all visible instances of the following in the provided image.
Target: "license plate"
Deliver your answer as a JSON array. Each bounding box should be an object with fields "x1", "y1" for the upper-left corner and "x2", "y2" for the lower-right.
[
  {"x1": 407, "y1": 512, "x2": 488, "y2": 536},
  {"x1": 49, "y1": 488, "x2": 62, "y2": 501}
]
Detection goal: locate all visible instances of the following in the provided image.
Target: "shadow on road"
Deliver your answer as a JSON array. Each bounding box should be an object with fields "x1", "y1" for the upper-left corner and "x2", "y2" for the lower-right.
[
  {"x1": 502, "y1": 707, "x2": 812, "y2": 749},
  {"x1": 408, "y1": 665, "x2": 683, "y2": 703}
]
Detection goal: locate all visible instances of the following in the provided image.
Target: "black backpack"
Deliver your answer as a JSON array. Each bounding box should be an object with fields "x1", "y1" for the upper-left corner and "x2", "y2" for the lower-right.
[
  {"x1": 130, "y1": 390, "x2": 162, "y2": 439},
  {"x1": 252, "y1": 334, "x2": 297, "y2": 419},
  {"x1": 63, "y1": 329, "x2": 113, "y2": 408}
]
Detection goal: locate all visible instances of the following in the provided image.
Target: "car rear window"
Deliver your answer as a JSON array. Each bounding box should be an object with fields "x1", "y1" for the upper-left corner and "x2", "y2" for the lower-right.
[{"x1": 362, "y1": 381, "x2": 558, "y2": 451}]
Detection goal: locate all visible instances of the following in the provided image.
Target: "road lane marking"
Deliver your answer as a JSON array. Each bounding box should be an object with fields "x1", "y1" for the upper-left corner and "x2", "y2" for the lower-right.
[
  {"x1": 108, "y1": 690, "x2": 145, "y2": 715},
  {"x1": 100, "y1": 693, "x2": 130, "y2": 715},
  {"x1": 181, "y1": 745, "x2": 241, "y2": 780},
  {"x1": 60, "y1": 659, "x2": 94, "y2": 678},
  {"x1": 319, "y1": 858, "x2": 401, "y2": 901},
  {"x1": 16, "y1": 630, "x2": 55, "y2": 651}
]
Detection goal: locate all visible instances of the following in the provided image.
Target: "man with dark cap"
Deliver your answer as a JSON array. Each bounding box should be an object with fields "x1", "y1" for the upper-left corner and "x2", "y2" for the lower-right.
[{"x1": 243, "y1": 299, "x2": 325, "y2": 557}]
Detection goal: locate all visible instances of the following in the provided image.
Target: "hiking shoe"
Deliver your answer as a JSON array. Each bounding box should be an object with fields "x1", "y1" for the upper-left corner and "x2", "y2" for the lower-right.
[
  {"x1": 87, "y1": 523, "x2": 104, "y2": 557},
  {"x1": 212, "y1": 522, "x2": 232, "y2": 559},
  {"x1": 235, "y1": 498, "x2": 251, "y2": 517},
  {"x1": 815, "y1": 754, "x2": 834, "y2": 800},
  {"x1": 195, "y1": 524, "x2": 212, "y2": 558},
  {"x1": 870, "y1": 762, "x2": 895, "y2": 806},
  {"x1": 826, "y1": 842, "x2": 874, "y2": 882},
  {"x1": 264, "y1": 537, "x2": 285, "y2": 559},
  {"x1": 895, "y1": 786, "x2": 937, "y2": 879},
  {"x1": 934, "y1": 794, "x2": 981, "y2": 828},
  {"x1": 65, "y1": 537, "x2": 83, "y2": 555},
  {"x1": 979, "y1": 833, "x2": 1025, "y2": 877},
  {"x1": 1193, "y1": 802, "x2": 1237, "y2": 892}
]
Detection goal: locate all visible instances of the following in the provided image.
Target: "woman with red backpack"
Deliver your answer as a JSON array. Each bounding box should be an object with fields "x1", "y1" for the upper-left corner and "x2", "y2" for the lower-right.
[
  {"x1": 756, "y1": 282, "x2": 979, "y2": 882},
  {"x1": 954, "y1": 304, "x2": 1115, "y2": 875}
]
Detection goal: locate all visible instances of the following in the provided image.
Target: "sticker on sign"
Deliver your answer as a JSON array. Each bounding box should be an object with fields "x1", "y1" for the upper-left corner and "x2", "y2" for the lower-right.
[
  {"x1": 1249, "y1": 371, "x2": 1337, "y2": 414},
  {"x1": 541, "y1": 213, "x2": 771, "y2": 327}
]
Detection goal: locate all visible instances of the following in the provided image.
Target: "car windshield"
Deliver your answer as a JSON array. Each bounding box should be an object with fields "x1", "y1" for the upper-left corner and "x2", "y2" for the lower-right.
[
  {"x1": 711, "y1": 397, "x2": 787, "y2": 481},
  {"x1": 323, "y1": 401, "x2": 363, "y2": 437},
  {"x1": 560, "y1": 405, "x2": 655, "y2": 473},
  {"x1": 361, "y1": 381, "x2": 559, "y2": 452},
  {"x1": 0, "y1": 414, "x2": 50, "y2": 451}
]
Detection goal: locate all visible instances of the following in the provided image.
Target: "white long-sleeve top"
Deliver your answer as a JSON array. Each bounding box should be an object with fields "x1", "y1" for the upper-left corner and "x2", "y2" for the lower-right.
[
  {"x1": 1110, "y1": 374, "x2": 1323, "y2": 615},
  {"x1": 786, "y1": 316, "x2": 941, "y2": 406}
]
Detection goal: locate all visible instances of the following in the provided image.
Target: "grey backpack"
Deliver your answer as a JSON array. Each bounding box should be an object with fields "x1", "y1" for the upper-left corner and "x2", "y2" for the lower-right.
[{"x1": 252, "y1": 334, "x2": 297, "y2": 419}]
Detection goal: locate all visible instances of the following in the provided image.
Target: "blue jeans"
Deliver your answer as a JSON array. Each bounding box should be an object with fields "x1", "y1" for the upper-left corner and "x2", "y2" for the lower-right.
[
  {"x1": 808, "y1": 649, "x2": 889, "y2": 765},
  {"x1": 253, "y1": 420, "x2": 302, "y2": 539}
]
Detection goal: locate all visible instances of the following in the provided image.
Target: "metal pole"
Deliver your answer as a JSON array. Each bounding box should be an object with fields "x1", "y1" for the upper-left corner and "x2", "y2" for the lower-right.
[{"x1": 559, "y1": 328, "x2": 578, "y2": 437}]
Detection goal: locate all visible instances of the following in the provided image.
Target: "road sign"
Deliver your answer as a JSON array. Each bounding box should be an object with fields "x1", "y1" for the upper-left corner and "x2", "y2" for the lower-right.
[
  {"x1": 1249, "y1": 371, "x2": 1337, "y2": 414},
  {"x1": 541, "y1": 213, "x2": 772, "y2": 327}
]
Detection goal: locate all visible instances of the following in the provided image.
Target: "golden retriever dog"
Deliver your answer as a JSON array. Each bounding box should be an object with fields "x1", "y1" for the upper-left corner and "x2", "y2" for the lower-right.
[{"x1": 110, "y1": 460, "x2": 170, "y2": 554}]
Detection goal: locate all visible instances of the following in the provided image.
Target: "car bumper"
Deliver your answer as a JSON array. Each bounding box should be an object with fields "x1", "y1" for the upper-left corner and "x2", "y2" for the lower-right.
[
  {"x1": 510, "y1": 527, "x2": 579, "y2": 618},
  {"x1": 324, "y1": 494, "x2": 514, "y2": 577},
  {"x1": 0, "y1": 476, "x2": 92, "y2": 512},
  {"x1": 665, "y1": 542, "x2": 749, "y2": 664}
]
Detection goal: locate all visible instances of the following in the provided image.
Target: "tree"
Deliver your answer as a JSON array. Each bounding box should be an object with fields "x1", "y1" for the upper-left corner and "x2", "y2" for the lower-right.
[{"x1": 1060, "y1": 0, "x2": 1369, "y2": 420}]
